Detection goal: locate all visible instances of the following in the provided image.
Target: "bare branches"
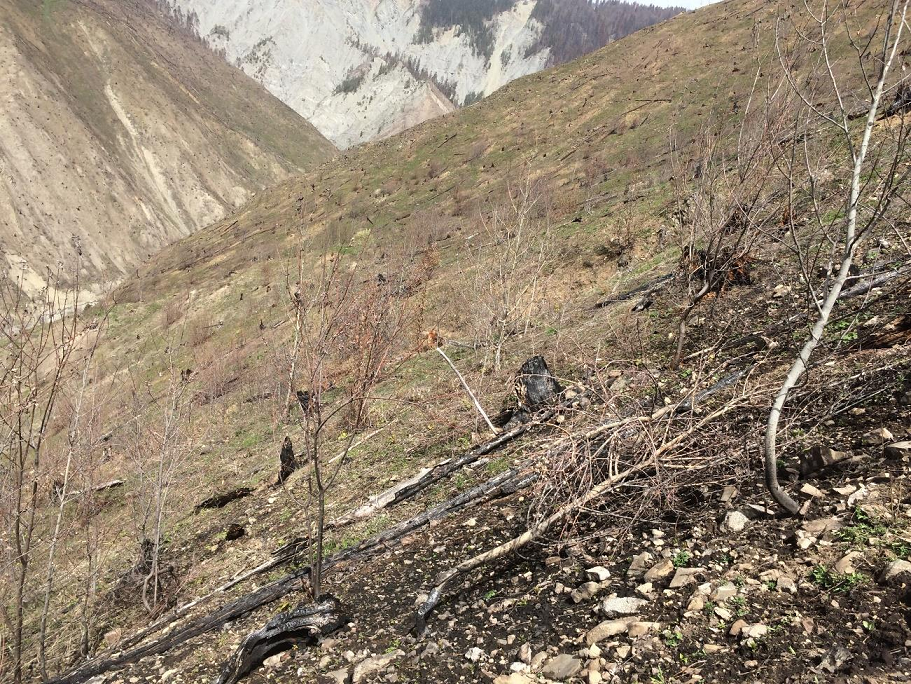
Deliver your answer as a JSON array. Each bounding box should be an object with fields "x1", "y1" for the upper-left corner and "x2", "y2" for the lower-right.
[{"x1": 764, "y1": 0, "x2": 911, "y2": 514}]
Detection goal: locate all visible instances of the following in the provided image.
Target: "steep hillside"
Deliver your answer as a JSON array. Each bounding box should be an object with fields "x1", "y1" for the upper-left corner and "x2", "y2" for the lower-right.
[
  {"x1": 10, "y1": 0, "x2": 911, "y2": 683},
  {"x1": 0, "y1": 0, "x2": 335, "y2": 298},
  {"x1": 173, "y1": 0, "x2": 682, "y2": 147}
]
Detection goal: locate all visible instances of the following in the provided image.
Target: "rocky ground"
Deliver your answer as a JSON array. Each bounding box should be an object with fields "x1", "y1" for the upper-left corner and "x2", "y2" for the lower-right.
[{"x1": 102, "y1": 421, "x2": 911, "y2": 684}]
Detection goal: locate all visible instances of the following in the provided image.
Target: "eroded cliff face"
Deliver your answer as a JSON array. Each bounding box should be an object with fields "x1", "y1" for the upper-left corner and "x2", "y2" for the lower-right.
[
  {"x1": 0, "y1": 0, "x2": 334, "y2": 297},
  {"x1": 176, "y1": 0, "x2": 549, "y2": 148}
]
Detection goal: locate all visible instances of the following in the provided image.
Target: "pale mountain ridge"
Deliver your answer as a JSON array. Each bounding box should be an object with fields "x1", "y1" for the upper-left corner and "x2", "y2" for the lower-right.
[
  {"x1": 0, "y1": 0, "x2": 334, "y2": 298},
  {"x1": 176, "y1": 0, "x2": 550, "y2": 148}
]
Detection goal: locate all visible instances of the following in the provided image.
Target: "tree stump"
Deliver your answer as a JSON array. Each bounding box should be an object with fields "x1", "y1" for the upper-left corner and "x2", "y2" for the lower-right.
[
  {"x1": 277, "y1": 436, "x2": 297, "y2": 484},
  {"x1": 514, "y1": 355, "x2": 561, "y2": 411}
]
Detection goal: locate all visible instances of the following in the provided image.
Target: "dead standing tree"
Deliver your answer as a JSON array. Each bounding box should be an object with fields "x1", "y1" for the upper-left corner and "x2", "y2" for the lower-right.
[{"x1": 764, "y1": 0, "x2": 911, "y2": 514}]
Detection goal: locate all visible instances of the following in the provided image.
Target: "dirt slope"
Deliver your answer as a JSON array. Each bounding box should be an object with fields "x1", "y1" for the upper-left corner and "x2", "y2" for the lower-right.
[{"x1": 0, "y1": 0, "x2": 335, "y2": 298}]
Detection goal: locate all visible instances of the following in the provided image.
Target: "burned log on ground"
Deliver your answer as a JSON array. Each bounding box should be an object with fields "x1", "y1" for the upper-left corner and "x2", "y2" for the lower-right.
[
  {"x1": 46, "y1": 467, "x2": 535, "y2": 684},
  {"x1": 214, "y1": 595, "x2": 345, "y2": 684},
  {"x1": 196, "y1": 487, "x2": 253, "y2": 511},
  {"x1": 276, "y1": 436, "x2": 297, "y2": 485}
]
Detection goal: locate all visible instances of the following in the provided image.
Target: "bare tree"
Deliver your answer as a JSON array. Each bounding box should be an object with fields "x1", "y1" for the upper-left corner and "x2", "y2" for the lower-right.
[
  {"x1": 283, "y1": 241, "x2": 428, "y2": 599},
  {"x1": 0, "y1": 270, "x2": 81, "y2": 684},
  {"x1": 467, "y1": 173, "x2": 553, "y2": 372},
  {"x1": 765, "y1": 0, "x2": 911, "y2": 513},
  {"x1": 669, "y1": 64, "x2": 791, "y2": 368},
  {"x1": 125, "y1": 345, "x2": 196, "y2": 612}
]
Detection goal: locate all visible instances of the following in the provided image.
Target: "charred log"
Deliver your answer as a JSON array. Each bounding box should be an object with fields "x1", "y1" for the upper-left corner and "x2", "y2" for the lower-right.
[
  {"x1": 214, "y1": 596, "x2": 345, "y2": 684},
  {"x1": 196, "y1": 487, "x2": 253, "y2": 511}
]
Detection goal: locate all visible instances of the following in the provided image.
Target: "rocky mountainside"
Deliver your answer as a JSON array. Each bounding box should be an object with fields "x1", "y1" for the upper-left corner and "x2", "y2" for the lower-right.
[
  {"x1": 172, "y1": 0, "x2": 682, "y2": 148},
  {"x1": 0, "y1": 0, "x2": 334, "y2": 298}
]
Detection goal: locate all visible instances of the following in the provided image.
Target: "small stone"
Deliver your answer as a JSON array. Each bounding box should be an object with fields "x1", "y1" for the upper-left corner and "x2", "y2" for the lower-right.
[
  {"x1": 644, "y1": 558, "x2": 674, "y2": 582},
  {"x1": 711, "y1": 582, "x2": 737, "y2": 601},
  {"x1": 493, "y1": 675, "x2": 536, "y2": 684},
  {"x1": 800, "y1": 445, "x2": 850, "y2": 475},
  {"x1": 777, "y1": 575, "x2": 797, "y2": 593},
  {"x1": 669, "y1": 567, "x2": 701, "y2": 589},
  {"x1": 720, "y1": 485, "x2": 738, "y2": 503},
  {"x1": 571, "y1": 582, "x2": 602, "y2": 603},
  {"x1": 714, "y1": 606, "x2": 732, "y2": 621},
  {"x1": 586, "y1": 566, "x2": 611, "y2": 582},
  {"x1": 729, "y1": 619, "x2": 748, "y2": 636},
  {"x1": 530, "y1": 652, "x2": 548, "y2": 670},
  {"x1": 615, "y1": 644, "x2": 631, "y2": 659},
  {"x1": 264, "y1": 654, "x2": 283, "y2": 668},
  {"x1": 353, "y1": 651, "x2": 402, "y2": 682},
  {"x1": 833, "y1": 484, "x2": 857, "y2": 496},
  {"x1": 834, "y1": 551, "x2": 861, "y2": 575},
  {"x1": 863, "y1": 427, "x2": 894, "y2": 445},
  {"x1": 518, "y1": 643, "x2": 532, "y2": 664},
  {"x1": 324, "y1": 670, "x2": 349, "y2": 684},
  {"x1": 627, "y1": 621, "x2": 659, "y2": 638},
  {"x1": 465, "y1": 647, "x2": 484, "y2": 663},
  {"x1": 686, "y1": 594, "x2": 705, "y2": 612},
  {"x1": 601, "y1": 596, "x2": 648, "y2": 618},
  {"x1": 627, "y1": 552, "x2": 653, "y2": 577},
  {"x1": 588, "y1": 672, "x2": 603, "y2": 684},
  {"x1": 541, "y1": 654, "x2": 582, "y2": 681},
  {"x1": 880, "y1": 559, "x2": 911, "y2": 583},
  {"x1": 703, "y1": 644, "x2": 724, "y2": 654},
  {"x1": 885, "y1": 441, "x2": 911, "y2": 459},
  {"x1": 103, "y1": 629, "x2": 122, "y2": 647},
  {"x1": 588, "y1": 644, "x2": 601, "y2": 658},
  {"x1": 799, "y1": 483, "x2": 825, "y2": 498},
  {"x1": 801, "y1": 517, "x2": 843, "y2": 535},
  {"x1": 510, "y1": 662, "x2": 528, "y2": 672},
  {"x1": 586, "y1": 619, "x2": 633, "y2": 644},
  {"x1": 636, "y1": 582, "x2": 654, "y2": 596},
  {"x1": 745, "y1": 624, "x2": 768, "y2": 639},
  {"x1": 723, "y1": 510, "x2": 750, "y2": 533}
]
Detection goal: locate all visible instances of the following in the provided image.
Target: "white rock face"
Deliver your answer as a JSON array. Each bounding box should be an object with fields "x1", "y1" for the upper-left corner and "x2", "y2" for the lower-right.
[{"x1": 175, "y1": 0, "x2": 549, "y2": 148}]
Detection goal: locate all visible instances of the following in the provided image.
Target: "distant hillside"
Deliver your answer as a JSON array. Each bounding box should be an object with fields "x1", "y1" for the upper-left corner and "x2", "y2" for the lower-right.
[
  {"x1": 173, "y1": 0, "x2": 684, "y2": 148},
  {"x1": 0, "y1": 0, "x2": 335, "y2": 298}
]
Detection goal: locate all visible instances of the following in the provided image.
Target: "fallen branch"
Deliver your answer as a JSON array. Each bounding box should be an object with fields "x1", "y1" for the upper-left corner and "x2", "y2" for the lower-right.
[
  {"x1": 436, "y1": 347, "x2": 498, "y2": 435},
  {"x1": 412, "y1": 397, "x2": 747, "y2": 635},
  {"x1": 195, "y1": 487, "x2": 253, "y2": 511}
]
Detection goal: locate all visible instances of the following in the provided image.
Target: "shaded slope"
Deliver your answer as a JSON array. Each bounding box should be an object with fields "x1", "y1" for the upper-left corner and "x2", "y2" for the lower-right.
[{"x1": 0, "y1": 0, "x2": 335, "y2": 297}]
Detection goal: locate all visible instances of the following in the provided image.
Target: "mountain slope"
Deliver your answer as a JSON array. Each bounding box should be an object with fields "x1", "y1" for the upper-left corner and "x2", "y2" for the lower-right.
[
  {"x1": 174, "y1": 0, "x2": 682, "y2": 148},
  {"x1": 23, "y1": 0, "x2": 911, "y2": 681},
  {"x1": 0, "y1": 0, "x2": 335, "y2": 298}
]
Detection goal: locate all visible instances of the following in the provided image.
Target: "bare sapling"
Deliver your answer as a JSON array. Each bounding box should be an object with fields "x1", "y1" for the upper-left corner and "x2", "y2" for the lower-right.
[
  {"x1": 468, "y1": 172, "x2": 553, "y2": 373},
  {"x1": 283, "y1": 239, "x2": 429, "y2": 599},
  {"x1": 764, "y1": 0, "x2": 911, "y2": 514}
]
